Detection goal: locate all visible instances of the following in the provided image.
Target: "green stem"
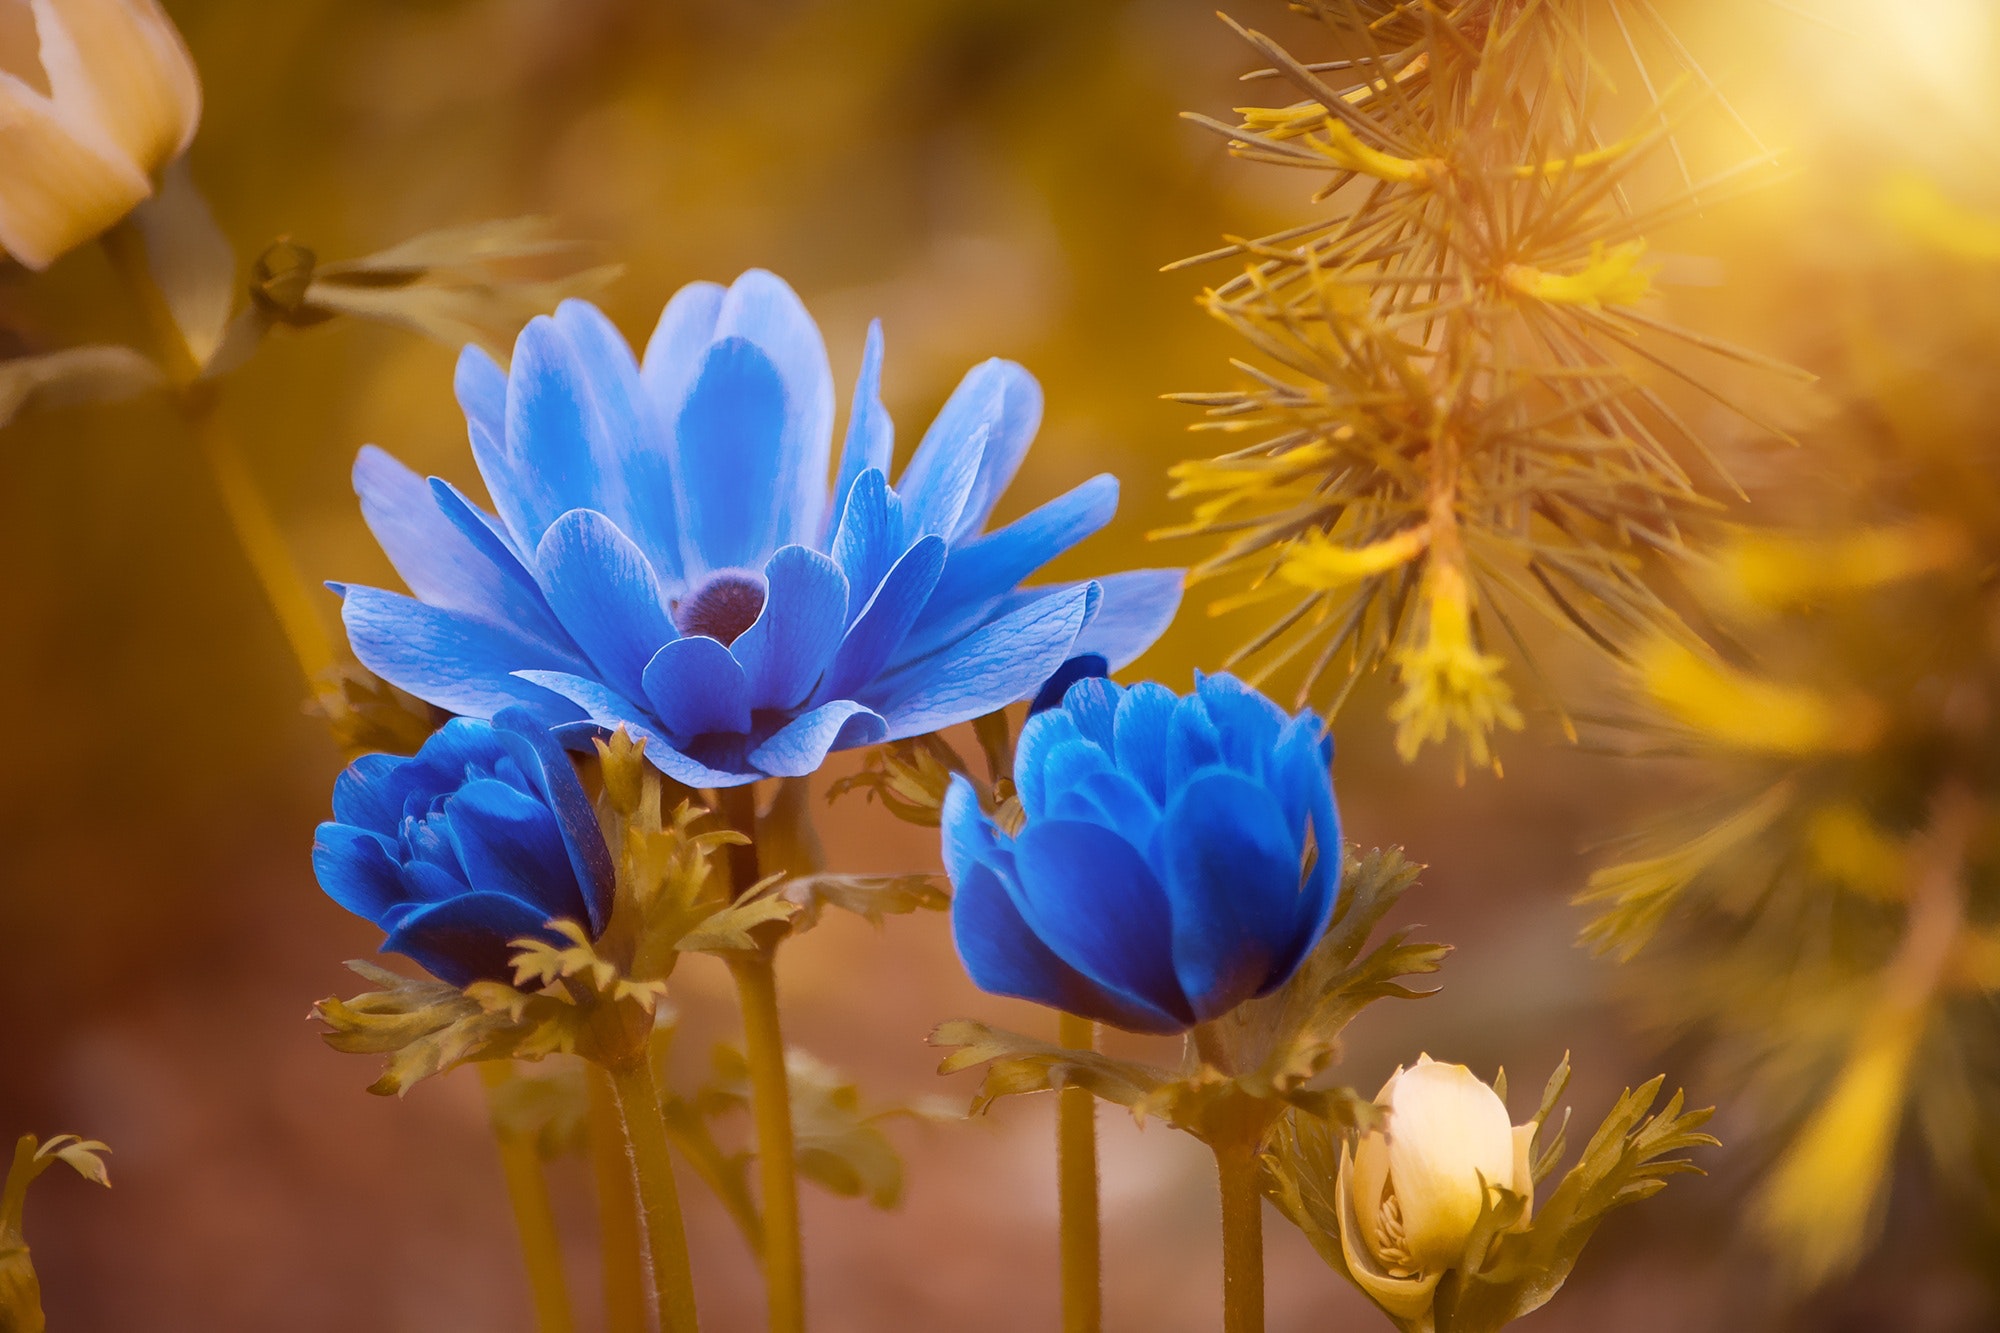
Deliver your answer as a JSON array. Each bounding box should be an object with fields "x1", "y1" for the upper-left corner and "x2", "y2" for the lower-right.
[
  {"x1": 607, "y1": 1057, "x2": 702, "y2": 1333},
  {"x1": 1215, "y1": 1140, "x2": 1265, "y2": 1333},
  {"x1": 587, "y1": 1065, "x2": 650, "y2": 1333},
  {"x1": 729, "y1": 952, "x2": 806, "y2": 1333},
  {"x1": 1056, "y1": 1011, "x2": 1101, "y2": 1333},
  {"x1": 479, "y1": 1064, "x2": 576, "y2": 1333},
  {"x1": 101, "y1": 223, "x2": 339, "y2": 694}
]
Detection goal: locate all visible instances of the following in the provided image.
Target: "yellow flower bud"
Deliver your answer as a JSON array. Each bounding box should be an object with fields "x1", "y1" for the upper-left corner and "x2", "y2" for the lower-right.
[
  {"x1": 0, "y1": 0, "x2": 201, "y2": 269},
  {"x1": 1337, "y1": 1056, "x2": 1535, "y2": 1320}
]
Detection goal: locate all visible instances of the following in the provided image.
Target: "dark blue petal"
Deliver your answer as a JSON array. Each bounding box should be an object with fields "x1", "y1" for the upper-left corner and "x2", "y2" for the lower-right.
[
  {"x1": 1029, "y1": 654, "x2": 1108, "y2": 717},
  {"x1": 380, "y1": 891, "x2": 557, "y2": 987},
  {"x1": 1193, "y1": 673, "x2": 1292, "y2": 780},
  {"x1": 312, "y1": 823, "x2": 407, "y2": 925},
  {"x1": 330, "y1": 752, "x2": 416, "y2": 834},
  {"x1": 733, "y1": 546, "x2": 849, "y2": 712},
  {"x1": 830, "y1": 318, "x2": 892, "y2": 540},
  {"x1": 493, "y1": 706, "x2": 617, "y2": 937},
  {"x1": 1067, "y1": 568, "x2": 1185, "y2": 671},
  {"x1": 1157, "y1": 770, "x2": 1305, "y2": 1021},
  {"x1": 1266, "y1": 713, "x2": 1343, "y2": 987},
  {"x1": 533, "y1": 508, "x2": 677, "y2": 701},
  {"x1": 341, "y1": 586, "x2": 589, "y2": 724},
  {"x1": 1112, "y1": 682, "x2": 1178, "y2": 803},
  {"x1": 641, "y1": 636, "x2": 752, "y2": 740},
  {"x1": 829, "y1": 468, "x2": 903, "y2": 622},
  {"x1": 400, "y1": 716, "x2": 517, "y2": 796},
  {"x1": 1010, "y1": 708, "x2": 1082, "y2": 823},
  {"x1": 444, "y1": 779, "x2": 584, "y2": 924},
  {"x1": 1037, "y1": 738, "x2": 1120, "y2": 810},
  {"x1": 672, "y1": 337, "x2": 790, "y2": 575},
  {"x1": 748, "y1": 700, "x2": 887, "y2": 777},
  {"x1": 1011, "y1": 819, "x2": 1191, "y2": 1029},
  {"x1": 899, "y1": 475, "x2": 1118, "y2": 661},
  {"x1": 952, "y1": 860, "x2": 1187, "y2": 1036},
  {"x1": 813, "y1": 535, "x2": 946, "y2": 705},
  {"x1": 873, "y1": 584, "x2": 1096, "y2": 740}
]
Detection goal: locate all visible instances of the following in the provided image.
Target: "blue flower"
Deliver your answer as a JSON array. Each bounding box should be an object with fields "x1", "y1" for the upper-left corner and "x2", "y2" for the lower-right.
[
  {"x1": 942, "y1": 674, "x2": 1341, "y2": 1035},
  {"x1": 311, "y1": 708, "x2": 615, "y2": 987},
  {"x1": 337, "y1": 270, "x2": 1183, "y2": 787}
]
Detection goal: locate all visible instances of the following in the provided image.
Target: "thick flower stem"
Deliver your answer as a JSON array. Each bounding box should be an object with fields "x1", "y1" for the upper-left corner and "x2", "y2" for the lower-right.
[
  {"x1": 479, "y1": 1063, "x2": 577, "y2": 1333},
  {"x1": 607, "y1": 1057, "x2": 702, "y2": 1333},
  {"x1": 1056, "y1": 1011, "x2": 1102, "y2": 1333},
  {"x1": 1214, "y1": 1140, "x2": 1265, "y2": 1333},
  {"x1": 729, "y1": 952, "x2": 807, "y2": 1333},
  {"x1": 587, "y1": 1065, "x2": 650, "y2": 1333},
  {"x1": 100, "y1": 223, "x2": 339, "y2": 695}
]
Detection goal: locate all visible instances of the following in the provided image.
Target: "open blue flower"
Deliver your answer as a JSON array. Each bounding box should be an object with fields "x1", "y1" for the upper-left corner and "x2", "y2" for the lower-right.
[
  {"x1": 311, "y1": 708, "x2": 614, "y2": 987},
  {"x1": 943, "y1": 674, "x2": 1341, "y2": 1035},
  {"x1": 337, "y1": 270, "x2": 1183, "y2": 787}
]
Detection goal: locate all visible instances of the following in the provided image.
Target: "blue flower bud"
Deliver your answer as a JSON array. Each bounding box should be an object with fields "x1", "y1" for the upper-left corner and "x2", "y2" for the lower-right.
[
  {"x1": 311, "y1": 707, "x2": 615, "y2": 987},
  {"x1": 943, "y1": 673, "x2": 1342, "y2": 1034}
]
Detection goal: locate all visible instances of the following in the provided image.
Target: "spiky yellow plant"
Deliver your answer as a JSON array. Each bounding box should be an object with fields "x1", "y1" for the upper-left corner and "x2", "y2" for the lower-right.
[{"x1": 1165, "y1": 1, "x2": 1792, "y2": 771}]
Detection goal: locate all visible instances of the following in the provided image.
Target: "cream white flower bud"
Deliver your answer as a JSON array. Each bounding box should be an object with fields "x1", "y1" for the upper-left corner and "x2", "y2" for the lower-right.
[
  {"x1": 1337, "y1": 1055, "x2": 1535, "y2": 1320},
  {"x1": 0, "y1": 0, "x2": 201, "y2": 269}
]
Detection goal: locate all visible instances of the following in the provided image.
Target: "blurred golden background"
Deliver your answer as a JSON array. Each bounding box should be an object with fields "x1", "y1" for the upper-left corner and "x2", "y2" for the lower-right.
[{"x1": 2, "y1": 1, "x2": 1998, "y2": 1329}]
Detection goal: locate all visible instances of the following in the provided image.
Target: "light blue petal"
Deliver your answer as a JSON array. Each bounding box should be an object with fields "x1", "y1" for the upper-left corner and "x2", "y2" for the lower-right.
[
  {"x1": 1164, "y1": 693, "x2": 1226, "y2": 790},
  {"x1": 897, "y1": 370, "x2": 994, "y2": 541},
  {"x1": 1068, "y1": 568, "x2": 1184, "y2": 671},
  {"x1": 642, "y1": 636, "x2": 752, "y2": 740},
  {"x1": 940, "y1": 776, "x2": 998, "y2": 887},
  {"x1": 553, "y1": 300, "x2": 682, "y2": 585},
  {"x1": 830, "y1": 318, "x2": 892, "y2": 541},
  {"x1": 671, "y1": 337, "x2": 790, "y2": 575},
  {"x1": 1046, "y1": 769, "x2": 1160, "y2": 846},
  {"x1": 312, "y1": 823, "x2": 406, "y2": 924},
  {"x1": 733, "y1": 546, "x2": 849, "y2": 711},
  {"x1": 1195, "y1": 672, "x2": 1291, "y2": 779},
  {"x1": 898, "y1": 475, "x2": 1118, "y2": 660},
  {"x1": 872, "y1": 584, "x2": 1095, "y2": 740},
  {"x1": 638, "y1": 279, "x2": 726, "y2": 422},
  {"x1": 380, "y1": 891, "x2": 554, "y2": 987},
  {"x1": 1058, "y1": 676, "x2": 1123, "y2": 753},
  {"x1": 1011, "y1": 819, "x2": 1191, "y2": 1029},
  {"x1": 1037, "y1": 739, "x2": 1119, "y2": 810},
  {"x1": 1157, "y1": 770, "x2": 1306, "y2": 1021},
  {"x1": 511, "y1": 670, "x2": 651, "y2": 737},
  {"x1": 829, "y1": 468, "x2": 904, "y2": 623},
  {"x1": 1112, "y1": 681, "x2": 1179, "y2": 804},
  {"x1": 747, "y1": 700, "x2": 887, "y2": 777},
  {"x1": 355, "y1": 447, "x2": 529, "y2": 627},
  {"x1": 459, "y1": 346, "x2": 547, "y2": 557},
  {"x1": 454, "y1": 345, "x2": 506, "y2": 456},
  {"x1": 813, "y1": 535, "x2": 946, "y2": 705},
  {"x1": 533, "y1": 508, "x2": 677, "y2": 701},
  {"x1": 709, "y1": 269, "x2": 835, "y2": 547},
  {"x1": 341, "y1": 586, "x2": 588, "y2": 724},
  {"x1": 500, "y1": 314, "x2": 613, "y2": 544},
  {"x1": 950, "y1": 361, "x2": 1043, "y2": 540}
]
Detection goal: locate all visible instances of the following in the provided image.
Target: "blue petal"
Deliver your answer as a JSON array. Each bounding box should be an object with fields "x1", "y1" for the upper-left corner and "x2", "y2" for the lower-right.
[
  {"x1": 708, "y1": 270, "x2": 835, "y2": 547},
  {"x1": 897, "y1": 369, "x2": 995, "y2": 540},
  {"x1": 399, "y1": 717, "x2": 518, "y2": 800},
  {"x1": 638, "y1": 279, "x2": 726, "y2": 420},
  {"x1": 1028, "y1": 654, "x2": 1108, "y2": 717},
  {"x1": 671, "y1": 337, "x2": 791, "y2": 575},
  {"x1": 1011, "y1": 819, "x2": 1191, "y2": 1029},
  {"x1": 1037, "y1": 738, "x2": 1120, "y2": 811},
  {"x1": 499, "y1": 314, "x2": 615, "y2": 544},
  {"x1": 830, "y1": 319, "x2": 892, "y2": 539},
  {"x1": 493, "y1": 706, "x2": 617, "y2": 937},
  {"x1": 1068, "y1": 568, "x2": 1184, "y2": 671},
  {"x1": 1158, "y1": 770, "x2": 1307, "y2": 1021},
  {"x1": 1112, "y1": 682, "x2": 1178, "y2": 803},
  {"x1": 1046, "y1": 768, "x2": 1159, "y2": 846},
  {"x1": 872, "y1": 584, "x2": 1095, "y2": 740},
  {"x1": 814, "y1": 535, "x2": 946, "y2": 705},
  {"x1": 341, "y1": 586, "x2": 589, "y2": 724},
  {"x1": 1194, "y1": 673, "x2": 1292, "y2": 780},
  {"x1": 512, "y1": 670, "x2": 651, "y2": 737},
  {"x1": 554, "y1": 301, "x2": 682, "y2": 584},
  {"x1": 1165, "y1": 693, "x2": 1227, "y2": 790},
  {"x1": 642, "y1": 636, "x2": 752, "y2": 740},
  {"x1": 733, "y1": 546, "x2": 849, "y2": 711},
  {"x1": 950, "y1": 360, "x2": 1043, "y2": 540},
  {"x1": 330, "y1": 752, "x2": 417, "y2": 834},
  {"x1": 899, "y1": 475, "x2": 1119, "y2": 660},
  {"x1": 748, "y1": 700, "x2": 887, "y2": 777},
  {"x1": 533, "y1": 508, "x2": 677, "y2": 700},
  {"x1": 354, "y1": 447, "x2": 541, "y2": 631},
  {"x1": 940, "y1": 775, "x2": 998, "y2": 887},
  {"x1": 1058, "y1": 676, "x2": 1123, "y2": 753},
  {"x1": 829, "y1": 468, "x2": 904, "y2": 622},
  {"x1": 1012, "y1": 709, "x2": 1083, "y2": 823},
  {"x1": 312, "y1": 823, "x2": 406, "y2": 925},
  {"x1": 455, "y1": 345, "x2": 507, "y2": 445},
  {"x1": 1267, "y1": 713, "x2": 1343, "y2": 984},
  {"x1": 444, "y1": 778, "x2": 586, "y2": 925},
  {"x1": 380, "y1": 891, "x2": 556, "y2": 987}
]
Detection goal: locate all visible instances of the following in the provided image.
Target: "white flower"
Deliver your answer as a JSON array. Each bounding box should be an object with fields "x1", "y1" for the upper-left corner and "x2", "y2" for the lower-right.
[
  {"x1": 0, "y1": 0, "x2": 201, "y2": 269},
  {"x1": 1338, "y1": 1055, "x2": 1536, "y2": 1321}
]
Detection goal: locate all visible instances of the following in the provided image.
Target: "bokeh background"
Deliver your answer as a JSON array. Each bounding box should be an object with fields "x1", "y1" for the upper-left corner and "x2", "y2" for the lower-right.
[{"x1": 2, "y1": 1, "x2": 1998, "y2": 1329}]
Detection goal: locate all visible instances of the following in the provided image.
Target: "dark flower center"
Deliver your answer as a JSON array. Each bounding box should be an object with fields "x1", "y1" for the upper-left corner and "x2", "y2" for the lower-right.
[{"x1": 673, "y1": 570, "x2": 767, "y2": 645}]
